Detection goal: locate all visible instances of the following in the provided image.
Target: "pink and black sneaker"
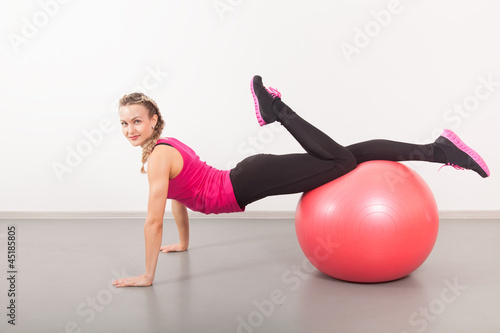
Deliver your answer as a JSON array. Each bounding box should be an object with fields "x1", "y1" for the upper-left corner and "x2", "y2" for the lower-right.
[
  {"x1": 434, "y1": 129, "x2": 490, "y2": 178},
  {"x1": 250, "y1": 75, "x2": 282, "y2": 126}
]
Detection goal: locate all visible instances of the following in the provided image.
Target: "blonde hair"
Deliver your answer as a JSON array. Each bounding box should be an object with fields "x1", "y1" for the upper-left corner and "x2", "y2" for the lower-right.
[{"x1": 119, "y1": 92, "x2": 165, "y2": 174}]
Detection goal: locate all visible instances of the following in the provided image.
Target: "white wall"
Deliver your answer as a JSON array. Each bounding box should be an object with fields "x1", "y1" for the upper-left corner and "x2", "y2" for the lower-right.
[{"x1": 0, "y1": 0, "x2": 498, "y2": 213}]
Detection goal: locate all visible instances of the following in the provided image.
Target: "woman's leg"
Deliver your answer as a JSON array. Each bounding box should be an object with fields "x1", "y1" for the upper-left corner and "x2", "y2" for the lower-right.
[
  {"x1": 230, "y1": 153, "x2": 355, "y2": 207},
  {"x1": 231, "y1": 78, "x2": 357, "y2": 208},
  {"x1": 252, "y1": 76, "x2": 355, "y2": 162},
  {"x1": 346, "y1": 140, "x2": 438, "y2": 164},
  {"x1": 231, "y1": 104, "x2": 358, "y2": 207},
  {"x1": 253, "y1": 76, "x2": 489, "y2": 178},
  {"x1": 345, "y1": 132, "x2": 489, "y2": 178},
  {"x1": 230, "y1": 78, "x2": 364, "y2": 207},
  {"x1": 231, "y1": 76, "x2": 489, "y2": 208},
  {"x1": 230, "y1": 108, "x2": 440, "y2": 208}
]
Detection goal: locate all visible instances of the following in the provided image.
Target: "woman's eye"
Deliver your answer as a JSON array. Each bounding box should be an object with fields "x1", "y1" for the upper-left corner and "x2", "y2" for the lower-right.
[{"x1": 135, "y1": 120, "x2": 141, "y2": 124}]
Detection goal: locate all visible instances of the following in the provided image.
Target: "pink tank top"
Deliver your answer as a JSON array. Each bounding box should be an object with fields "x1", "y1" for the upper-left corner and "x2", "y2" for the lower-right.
[{"x1": 155, "y1": 137, "x2": 244, "y2": 214}]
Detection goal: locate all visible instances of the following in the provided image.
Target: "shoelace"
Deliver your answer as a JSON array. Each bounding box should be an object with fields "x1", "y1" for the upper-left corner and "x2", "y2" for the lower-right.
[
  {"x1": 438, "y1": 163, "x2": 466, "y2": 172},
  {"x1": 267, "y1": 87, "x2": 282, "y2": 99}
]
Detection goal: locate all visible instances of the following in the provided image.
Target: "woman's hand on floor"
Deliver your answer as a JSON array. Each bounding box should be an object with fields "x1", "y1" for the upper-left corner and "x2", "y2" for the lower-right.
[
  {"x1": 160, "y1": 243, "x2": 188, "y2": 253},
  {"x1": 112, "y1": 274, "x2": 153, "y2": 288}
]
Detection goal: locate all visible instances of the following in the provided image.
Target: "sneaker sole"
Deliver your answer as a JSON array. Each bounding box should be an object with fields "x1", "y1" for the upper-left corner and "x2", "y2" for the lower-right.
[
  {"x1": 250, "y1": 76, "x2": 266, "y2": 127},
  {"x1": 442, "y1": 129, "x2": 490, "y2": 177}
]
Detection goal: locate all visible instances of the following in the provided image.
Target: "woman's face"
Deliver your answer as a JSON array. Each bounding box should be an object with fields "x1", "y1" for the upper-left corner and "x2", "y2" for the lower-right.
[{"x1": 119, "y1": 103, "x2": 158, "y2": 148}]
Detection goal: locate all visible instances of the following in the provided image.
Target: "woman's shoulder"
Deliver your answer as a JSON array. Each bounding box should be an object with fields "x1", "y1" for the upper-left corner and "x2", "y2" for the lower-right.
[
  {"x1": 157, "y1": 137, "x2": 193, "y2": 150},
  {"x1": 150, "y1": 139, "x2": 182, "y2": 164},
  {"x1": 156, "y1": 137, "x2": 185, "y2": 145},
  {"x1": 156, "y1": 136, "x2": 172, "y2": 144},
  {"x1": 155, "y1": 137, "x2": 198, "y2": 160},
  {"x1": 153, "y1": 137, "x2": 178, "y2": 153},
  {"x1": 150, "y1": 138, "x2": 184, "y2": 177}
]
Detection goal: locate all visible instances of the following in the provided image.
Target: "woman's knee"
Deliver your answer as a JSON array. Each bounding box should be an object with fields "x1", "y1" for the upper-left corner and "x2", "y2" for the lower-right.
[
  {"x1": 338, "y1": 150, "x2": 357, "y2": 175},
  {"x1": 317, "y1": 149, "x2": 357, "y2": 178}
]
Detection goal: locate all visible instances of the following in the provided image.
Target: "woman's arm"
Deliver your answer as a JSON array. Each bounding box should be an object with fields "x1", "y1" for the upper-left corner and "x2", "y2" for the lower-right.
[
  {"x1": 160, "y1": 200, "x2": 189, "y2": 252},
  {"x1": 113, "y1": 146, "x2": 172, "y2": 288}
]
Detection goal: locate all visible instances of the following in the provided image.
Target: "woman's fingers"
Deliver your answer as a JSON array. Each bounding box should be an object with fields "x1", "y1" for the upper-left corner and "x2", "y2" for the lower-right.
[
  {"x1": 112, "y1": 275, "x2": 152, "y2": 288},
  {"x1": 112, "y1": 278, "x2": 131, "y2": 287}
]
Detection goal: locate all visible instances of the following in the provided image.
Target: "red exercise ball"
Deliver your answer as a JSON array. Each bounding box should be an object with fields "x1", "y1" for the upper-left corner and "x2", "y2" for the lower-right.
[{"x1": 295, "y1": 161, "x2": 439, "y2": 283}]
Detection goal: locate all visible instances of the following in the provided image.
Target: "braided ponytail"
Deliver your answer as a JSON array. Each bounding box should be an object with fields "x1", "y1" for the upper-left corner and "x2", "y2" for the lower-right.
[{"x1": 119, "y1": 92, "x2": 165, "y2": 174}]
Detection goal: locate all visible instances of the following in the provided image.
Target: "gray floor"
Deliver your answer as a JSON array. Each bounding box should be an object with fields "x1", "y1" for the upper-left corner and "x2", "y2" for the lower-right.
[{"x1": 0, "y1": 218, "x2": 499, "y2": 333}]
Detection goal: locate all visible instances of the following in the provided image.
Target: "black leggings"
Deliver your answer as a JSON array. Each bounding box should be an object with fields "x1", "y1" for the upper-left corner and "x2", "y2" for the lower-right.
[{"x1": 230, "y1": 110, "x2": 440, "y2": 209}]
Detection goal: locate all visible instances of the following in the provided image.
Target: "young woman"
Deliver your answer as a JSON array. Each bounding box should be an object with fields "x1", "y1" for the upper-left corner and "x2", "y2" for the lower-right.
[{"x1": 112, "y1": 75, "x2": 489, "y2": 288}]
